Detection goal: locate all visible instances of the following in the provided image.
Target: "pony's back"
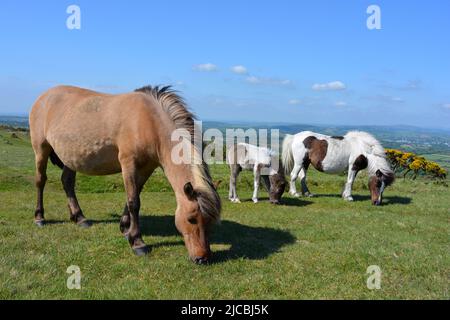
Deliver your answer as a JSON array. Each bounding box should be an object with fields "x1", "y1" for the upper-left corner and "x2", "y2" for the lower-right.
[{"x1": 345, "y1": 131, "x2": 386, "y2": 158}]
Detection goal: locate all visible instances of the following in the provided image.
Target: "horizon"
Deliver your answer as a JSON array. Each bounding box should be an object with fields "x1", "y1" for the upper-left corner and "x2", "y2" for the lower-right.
[
  {"x1": 2, "y1": 113, "x2": 450, "y2": 133},
  {"x1": 1, "y1": 1, "x2": 449, "y2": 129}
]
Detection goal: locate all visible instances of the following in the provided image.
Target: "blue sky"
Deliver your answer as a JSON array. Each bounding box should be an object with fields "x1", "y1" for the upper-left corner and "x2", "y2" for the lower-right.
[{"x1": 0, "y1": 0, "x2": 449, "y2": 128}]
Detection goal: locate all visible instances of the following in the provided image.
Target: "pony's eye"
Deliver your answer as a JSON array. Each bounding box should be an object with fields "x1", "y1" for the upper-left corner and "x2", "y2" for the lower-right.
[{"x1": 188, "y1": 217, "x2": 197, "y2": 225}]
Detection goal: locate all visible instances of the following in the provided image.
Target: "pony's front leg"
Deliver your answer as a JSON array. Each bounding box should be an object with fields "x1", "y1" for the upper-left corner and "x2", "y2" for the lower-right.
[
  {"x1": 299, "y1": 167, "x2": 314, "y2": 197},
  {"x1": 120, "y1": 183, "x2": 145, "y2": 236},
  {"x1": 119, "y1": 203, "x2": 130, "y2": 236},
  {"x1": 289, "y1": 164, "x2": 302, "y2": 197},
  {"x1": 343, "y1": 169, "x2": 358, "y2": 201},
  {"x1": 61, "y1": 167, "x2": 90, "y2": 228},
  {"x1": 252, "y1": 165, "x2": 261, "y2": 203},
  {"x1": 121, "y1": 165, "x2": 149, "y2": 256}
]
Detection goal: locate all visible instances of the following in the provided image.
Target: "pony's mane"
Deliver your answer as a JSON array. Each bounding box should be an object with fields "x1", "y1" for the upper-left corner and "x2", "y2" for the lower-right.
[
  {"x1": 344, "y1": 131, "x2": 394, "y2": 180},
  {"x1": 135, "y1": 85, "x2": 221, "y2": 221},
  {"x1": 135, "y1": 85, "x2": 196, "y2": 140}
]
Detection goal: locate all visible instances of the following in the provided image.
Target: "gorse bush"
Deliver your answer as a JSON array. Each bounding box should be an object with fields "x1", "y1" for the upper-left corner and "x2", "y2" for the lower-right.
[{"x1": 386, "y1": 149, "x2": 447, "y2": 180}]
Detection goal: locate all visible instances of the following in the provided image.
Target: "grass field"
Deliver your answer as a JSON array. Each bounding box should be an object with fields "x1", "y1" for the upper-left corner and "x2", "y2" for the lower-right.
[{"x1": 0, "y1": 129, "x2": 449, "y2": 299}]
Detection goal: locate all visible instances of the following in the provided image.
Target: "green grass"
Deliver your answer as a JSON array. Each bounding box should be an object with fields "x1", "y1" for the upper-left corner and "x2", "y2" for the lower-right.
[{"x1": 0, "y1": 129, "x2": 449, "y2": 299}]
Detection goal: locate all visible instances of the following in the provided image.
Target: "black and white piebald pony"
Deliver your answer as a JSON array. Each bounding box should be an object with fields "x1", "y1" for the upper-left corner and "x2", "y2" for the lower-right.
[
  {"x1": 282, "y1": 131, "x2": 395, "y2": 205},
  {"x1": 227, "y1": 143, "x2": 286, "y2": 204}
]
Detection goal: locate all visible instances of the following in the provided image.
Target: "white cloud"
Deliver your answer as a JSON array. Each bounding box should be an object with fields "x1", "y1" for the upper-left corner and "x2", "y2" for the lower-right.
[
  {"x1": 334, "y1": 101, "x2": 347, "y2": 107},
  {"x1": 312, "y1": 81, "x2": 346, "y2": 91},
  {"x1": 246, "y1": 76, "x2": 263, "y2": 84},
  {"x1": 231, "y1": 65, "x2": 248, "y2": 75},
  {"x1": 364, "y1": 95, "x2": 405, "y2": 103},
  {"x1": 193, "y1": 63, "x2": 218, "y2": 72},
  {"x1": 379, "y1": 79, "x2": 422, "y2": 91},
  {"x1": 246, "y1": 76, "x2": 293, "y2": 86},
  {"x1": 288, "y1": 99, "x2": 301, "y2": 105},
  {"x1": 280, "y1": 79, "x2": 293, "y2": 86}
]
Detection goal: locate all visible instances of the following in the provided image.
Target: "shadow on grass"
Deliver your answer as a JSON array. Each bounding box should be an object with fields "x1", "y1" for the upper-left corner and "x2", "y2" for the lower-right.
[
  {"x1": 211, "y1": 220, "x2": 296, "y2": 263},
  {"x1": 352, "y1": 195, "x2": 412, "y2": 205},
  {"x1": 42, "y1": 213, "x2": 296, "y2": 263},
  {"x1": 238, "y1": 196, "x2": 313, "y2": 207},
  {"x1": 137, "y1": 214, "x2": 296, "y2": 263},
  {"x1": 311, "y1": 193, "x2": 412, "y2": 205}
]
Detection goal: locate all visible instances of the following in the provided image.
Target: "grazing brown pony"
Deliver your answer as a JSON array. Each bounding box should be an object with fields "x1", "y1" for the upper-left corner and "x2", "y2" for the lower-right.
[{"x1": 29, "y1": 85, "x2": 221, "y2": 264}]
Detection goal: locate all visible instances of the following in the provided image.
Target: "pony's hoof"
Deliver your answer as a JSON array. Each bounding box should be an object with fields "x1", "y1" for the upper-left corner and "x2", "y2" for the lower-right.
[
  {"x1": 290, "y1": 192, "x2": 301, "y2": 198},
  {"x1": 34, "y1": 220, "x2": 45, "y2": 227},
  {"x1": 78, "y1": 220, "x2": 92, "y2": 228},
  {"x1": 252, "y1": 198, "x2": 258, "y2": 203},
  {"x1": 344, "y1": 196, "x2": 354, "y2": 201},
  {"x1": 133, "y1": 245, "x2": 150, "y2": 256},
  {"x1": 231, "y1": 198, "x2": 241, "y2": 203},
  {"x1": 304, "y1": 193, "x2": 315, "y2": 198}
]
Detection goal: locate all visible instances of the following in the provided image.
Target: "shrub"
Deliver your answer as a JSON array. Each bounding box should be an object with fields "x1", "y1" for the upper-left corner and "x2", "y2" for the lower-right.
[{"x1": 385, "y1": 149, "x2": 447, "y2": 181}]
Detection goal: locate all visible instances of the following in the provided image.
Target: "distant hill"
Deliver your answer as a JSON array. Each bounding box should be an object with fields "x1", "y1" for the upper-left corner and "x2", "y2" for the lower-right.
[
  {"x1": 0, "y1": 116, "x2": 29, "y2": 128},
  {"x1": 2, "y1": 115, "x2": 449, "y2": 155},
  {"x1": 202, "y1": 121, "x2": 450, "y2": 156}
]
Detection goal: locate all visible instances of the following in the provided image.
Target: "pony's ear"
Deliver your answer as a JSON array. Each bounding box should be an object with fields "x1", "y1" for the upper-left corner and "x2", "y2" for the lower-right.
[
  {"x1": 376, "y1": 169, "x2": 383, "y2": 178},
  {"x1": 213, "y1": 180, "x2": 222, "y2": 190},
  {"x1": 184, "y1": 182, "x2": 197, "y2": 201}
]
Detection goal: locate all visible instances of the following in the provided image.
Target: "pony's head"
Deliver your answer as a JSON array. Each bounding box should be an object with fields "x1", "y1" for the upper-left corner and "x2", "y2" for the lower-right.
[
  {"x1": 268, "y1": 162, "x2": 287, "y2": 204},
  {"x1": 136, "y1": 85, "x2": 221, "y2": 264},
  {"x1": 368, "y1": 170, "x2": 395, "y2": 205},
  {"x1": 175, "y1": 180, "x2": 221, "y2": 265}
]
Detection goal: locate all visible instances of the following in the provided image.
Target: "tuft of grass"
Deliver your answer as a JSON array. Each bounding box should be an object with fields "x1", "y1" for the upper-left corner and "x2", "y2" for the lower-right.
[{"x1": 0, "y1": 129, "x2": 448, "y2": 299}]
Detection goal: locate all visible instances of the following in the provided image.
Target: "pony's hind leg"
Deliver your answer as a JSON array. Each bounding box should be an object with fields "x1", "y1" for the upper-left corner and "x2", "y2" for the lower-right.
[
  {"x1": 33, "y1": 146, "x2": 51, "y2": 227},
  {"x1": 61, "y1": 167, "x2": 90, "y2": 227},
  {"x1": 229, "y1": 165, "x2": 241, "y2": 203}
]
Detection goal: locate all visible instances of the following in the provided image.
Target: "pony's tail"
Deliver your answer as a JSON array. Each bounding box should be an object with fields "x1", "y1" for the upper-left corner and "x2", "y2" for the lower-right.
[
  {"x1": 282, "y1": 134, "x2": 294, "y2": 174},
  {"x1": 49, "y1": 150, "x2": 64, "y2": 170}
]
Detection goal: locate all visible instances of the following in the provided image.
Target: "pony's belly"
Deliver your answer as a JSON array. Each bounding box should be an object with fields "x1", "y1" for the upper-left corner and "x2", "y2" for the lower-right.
[
  {"x1": 240, "y1": 162, "x2": 254, "y2": 171},
  {"x1": 322, "y1": 158, "x2": 348, "y2": 173},
  {"x1": 51, "y1": 138, "x2": 121, "y2": 175}
]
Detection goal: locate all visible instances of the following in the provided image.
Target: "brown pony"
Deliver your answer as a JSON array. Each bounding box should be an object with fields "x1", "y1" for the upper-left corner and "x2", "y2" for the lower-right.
[{"x1": 29, "y1": 85, "x2": 221, "y2": 264}]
